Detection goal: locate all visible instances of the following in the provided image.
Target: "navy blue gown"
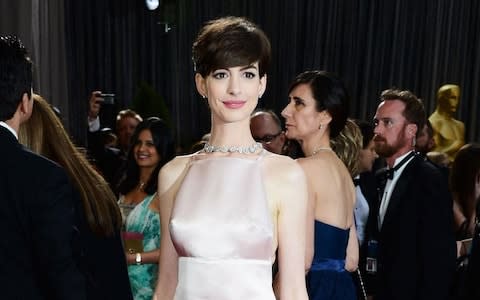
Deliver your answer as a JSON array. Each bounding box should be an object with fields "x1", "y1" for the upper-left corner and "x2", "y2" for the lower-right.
[{"x1": 306, "y1": 220, "x2": 357, "y2": 300}]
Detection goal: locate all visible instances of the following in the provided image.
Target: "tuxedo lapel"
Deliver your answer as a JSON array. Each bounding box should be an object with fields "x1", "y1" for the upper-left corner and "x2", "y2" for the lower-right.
[
  {"x1": 0, "y1": 125, "x2": 19, "y2": 151},
  {"x1": 380, "y1": 157, "x2": 419, "y2": 234}
]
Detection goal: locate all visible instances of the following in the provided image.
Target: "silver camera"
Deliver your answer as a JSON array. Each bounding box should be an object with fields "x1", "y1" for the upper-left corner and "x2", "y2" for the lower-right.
[{"x1": 99, "y1": 93, "x2": 115, "y2": 105}]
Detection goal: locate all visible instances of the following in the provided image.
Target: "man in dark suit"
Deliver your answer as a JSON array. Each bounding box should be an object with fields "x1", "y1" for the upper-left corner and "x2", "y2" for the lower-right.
[
  {"x1": 371, "y1": 88, "x2": 456, "y2": 299},
  {"x1": 0, "y1": 35, "x2": 86, "y2": 299},
  {"x1": 87, "y1": 94, "x2": 143, "y2": 192}
]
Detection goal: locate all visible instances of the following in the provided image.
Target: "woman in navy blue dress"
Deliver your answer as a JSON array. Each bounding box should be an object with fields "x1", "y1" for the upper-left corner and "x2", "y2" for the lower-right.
[{"x1": 282, "y1": 71, "x2": 358, "y2": 300}]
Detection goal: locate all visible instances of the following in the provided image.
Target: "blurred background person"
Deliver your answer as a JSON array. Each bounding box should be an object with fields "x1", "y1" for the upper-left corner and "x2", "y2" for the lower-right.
[
  {"x1": 117, "y1": 117, "x2": 175, "y2": 300},
  {"x1": 87, "y1": 89, "x2": 143, "y2": 192},
  {"x1": 353, "y1": 119, "x2": 379, "y2": 298},
  {"x1": 250, "y1": 109, "x2": 286, "y2": 154},
  {"x1": 429, "y1": 84, "x2": 465, "y2": 162},
  {"x1": 19, "y1": 94, "x2": 132, "y2": 300},
  {"x1": 282, "y1": 70, "x2": 358, "y2": 300},
  {"x1": 415, "y1": 119, "x2": 435, "y2": 156},
  {"x1": 330, "y1": 118, "x2": 362, "y2": 177},
  {"x1": 115, "y1": 109, "x2": 144, "y2": 157},
  {"x1": 449, "y1": 143, "x2": 480, "y2": 299},
  {"x1": 450, "y1": 144, "x2": 480, "y2": 240},
  {"x1": 416, "y1": 119, "x2": 450, "y2": 168},
  {"x1": 351, "y1": 119, "x2": 378, "y2": 248}
]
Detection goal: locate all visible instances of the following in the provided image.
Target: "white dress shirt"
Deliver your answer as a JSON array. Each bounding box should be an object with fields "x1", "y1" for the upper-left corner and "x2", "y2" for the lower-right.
[
  {"x1": 88, "y1": 116, "x2": 100, "y2": 132},
  {"x1": 378, "y1": 151, "x2": 415, "y2": 229}
]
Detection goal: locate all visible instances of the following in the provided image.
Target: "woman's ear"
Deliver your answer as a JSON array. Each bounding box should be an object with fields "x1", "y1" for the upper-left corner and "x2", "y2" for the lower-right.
[
  {"x1": 195, "y1": 73, "x2": 207, "y2": 98},
  {"x1": 258, "y1": 74, "x2": 267, "y2": 98},
  {"x1": 320, "y1": 110, "x2": 332, "y2": 125}
]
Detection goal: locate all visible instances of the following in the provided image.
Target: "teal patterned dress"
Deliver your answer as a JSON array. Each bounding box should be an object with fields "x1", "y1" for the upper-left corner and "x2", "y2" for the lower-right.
[{"x1": 124, "y1": 194, "x2": 160, "y2": 300}]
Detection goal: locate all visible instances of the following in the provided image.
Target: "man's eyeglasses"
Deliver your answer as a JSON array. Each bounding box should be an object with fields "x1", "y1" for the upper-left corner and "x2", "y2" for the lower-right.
[{"x1": 253, "y1": 131, "x2": 283, "y2": 145}]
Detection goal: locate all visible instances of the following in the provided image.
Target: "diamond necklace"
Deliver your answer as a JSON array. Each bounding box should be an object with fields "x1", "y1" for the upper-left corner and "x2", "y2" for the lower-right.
[
  {"x1": 202, "y1": 142, "x2": 263, "y2": 154},
  {"x1": 310, "y1": 146, "x2": 333, "y2": 156}
]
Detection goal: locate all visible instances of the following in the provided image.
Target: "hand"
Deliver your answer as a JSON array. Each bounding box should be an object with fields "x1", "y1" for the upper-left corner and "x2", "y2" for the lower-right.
[{"x1": 88, "y1": 90, "x2": 102, "y2": 120}]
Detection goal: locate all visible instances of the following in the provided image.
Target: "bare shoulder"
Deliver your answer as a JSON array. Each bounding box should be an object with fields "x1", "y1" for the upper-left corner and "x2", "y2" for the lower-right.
[
  {"x1": 262, "y1": 153, "x2": 306, "y2": 184},
  {"x1": 158, "y1": 154, "x2": 192, "y2": 195},
  {"x1": 296, "y1": 152, "x2": 334, "y2": 173},
  {"x1": 262, "y1": 154, "x2": 308, "y2": 216}
]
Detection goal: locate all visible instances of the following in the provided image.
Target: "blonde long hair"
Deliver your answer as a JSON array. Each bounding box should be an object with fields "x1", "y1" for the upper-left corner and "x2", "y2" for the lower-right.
[
  {"x1": 19, "y1": 94, "x2": 122, "y2": 236},
  {"x1": 331, "y1": 118, "x2": 362, "y2": 177}
]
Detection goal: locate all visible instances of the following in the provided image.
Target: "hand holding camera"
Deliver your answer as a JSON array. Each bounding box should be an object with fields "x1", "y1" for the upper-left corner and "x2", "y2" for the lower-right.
[{"x1": 88, "y1": 90, "x2": 115, "y2": 120}]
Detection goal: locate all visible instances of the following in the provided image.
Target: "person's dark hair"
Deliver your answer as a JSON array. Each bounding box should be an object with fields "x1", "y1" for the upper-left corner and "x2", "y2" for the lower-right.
[
  {"x1": 380, "y1": 88, "x2": 426, "y2": 138},
  {"x1": 192, "y1": 16, "x2": 271, "y2": 78},
  {"x1": 118, "y1": 117, "x2": 175, "y2": 195},
  {"x1": 0, "y1": 35, "x2": 33, "y2": 121},
  {"x1": 288, "y1": 70, "x2": 349, "y2": 138},
  {"x1": 450, "y1": 143, "x2": 480, "y2": 218},
  {"x1": 354, "y1": 119, "x2": 375, "y2": 149},
  {"x1": 190, "y1": 140, "x2": 207, "y2": 153},
  {"x1": 425, "y1": 119, "x2": 434, "y2": 139}
]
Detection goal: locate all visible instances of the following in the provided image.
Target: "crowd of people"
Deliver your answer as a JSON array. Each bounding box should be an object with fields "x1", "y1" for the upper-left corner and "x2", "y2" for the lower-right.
[{"x1": 1, "y1": 15, "x2": 479, "y2": 300}]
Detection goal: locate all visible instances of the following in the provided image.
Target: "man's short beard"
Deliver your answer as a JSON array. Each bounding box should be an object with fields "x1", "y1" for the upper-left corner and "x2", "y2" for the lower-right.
[{"x1": 374, "y1": 143, "x2": 397, "y2": 158}]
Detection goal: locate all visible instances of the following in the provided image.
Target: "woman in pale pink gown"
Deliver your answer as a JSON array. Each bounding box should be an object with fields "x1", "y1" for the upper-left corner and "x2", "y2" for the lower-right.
[{"x1": 153, "y1": 17, "x2": 309, "y2": 300}]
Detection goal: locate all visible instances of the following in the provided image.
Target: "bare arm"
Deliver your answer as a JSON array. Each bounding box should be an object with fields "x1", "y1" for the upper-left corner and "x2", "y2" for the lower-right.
[
  {"x1": 453, "y1": 199, "x2": 466, "y2": 234},
  {"x1": 345, "y1": 221, "x2": 359, "y2": 272},
  {"x1": 153, "y1": 157, "x2": 190, "y2": 300},
  {"x1": 304, "y1": 187, "x2": 315, "y2": 272},
  {"x1": 126, "y1": 249, "x2": 160, "y2": 265},
  {"x1": 275, "y1": 160, "x2": 309, "y2": 300}
]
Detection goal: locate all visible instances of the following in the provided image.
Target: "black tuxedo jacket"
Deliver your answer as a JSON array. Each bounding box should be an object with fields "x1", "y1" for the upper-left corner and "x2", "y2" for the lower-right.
[
  {"x1": 0, "y1": 126, "x2": 86, "y2": 299},
  {"x1": 374, "y1": 155, "x2": 456, "y2": 300}
]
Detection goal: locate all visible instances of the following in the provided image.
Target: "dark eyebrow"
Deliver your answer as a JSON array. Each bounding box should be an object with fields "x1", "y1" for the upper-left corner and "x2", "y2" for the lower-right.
[
  {"x1": 240, "y1": 64, "x2": 258, "y2": 71},
  {"x1": 291, "y1": 96, "x2": 305, "y2": 102}
]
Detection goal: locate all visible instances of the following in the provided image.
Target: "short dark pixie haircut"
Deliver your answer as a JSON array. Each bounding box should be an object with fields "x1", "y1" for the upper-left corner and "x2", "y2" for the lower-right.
[
  {"x1": 0, "y1": 35, "x2": 33, "y2": 121},
  {"x1": 380, "y1": 88, "x2": 426, "y2": 137},
  {"x1": 288, "y1": 70, "x2": 349, "y2": 138},
  {"x1": 192, "y1": 16, "x2": 271, "y2": 78}
]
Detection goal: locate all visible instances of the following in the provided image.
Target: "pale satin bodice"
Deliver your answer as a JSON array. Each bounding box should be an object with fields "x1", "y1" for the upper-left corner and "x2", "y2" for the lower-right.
[{"x1": 170, "y1": 155, "x2": 275, "y2": 300}]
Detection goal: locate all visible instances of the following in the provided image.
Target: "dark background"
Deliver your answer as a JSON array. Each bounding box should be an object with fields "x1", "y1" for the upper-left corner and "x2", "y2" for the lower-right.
[{"x1": 2, "y1": 0, "x2": 479, "y2": 149}]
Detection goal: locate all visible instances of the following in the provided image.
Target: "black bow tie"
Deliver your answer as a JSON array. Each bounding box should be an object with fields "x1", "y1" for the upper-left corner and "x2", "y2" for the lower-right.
[
  {"x1": 384, "y1": 168, "x2": 395, "y2": 180},
  {"x1": 376, "y1": 151, "x2": 416, "y2": 182}
]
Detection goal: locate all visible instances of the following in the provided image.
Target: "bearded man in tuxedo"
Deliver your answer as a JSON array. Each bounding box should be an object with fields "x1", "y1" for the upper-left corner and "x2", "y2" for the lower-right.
[{"x1": 370, "y1": 88, "x2": 456, "y2": 300}]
